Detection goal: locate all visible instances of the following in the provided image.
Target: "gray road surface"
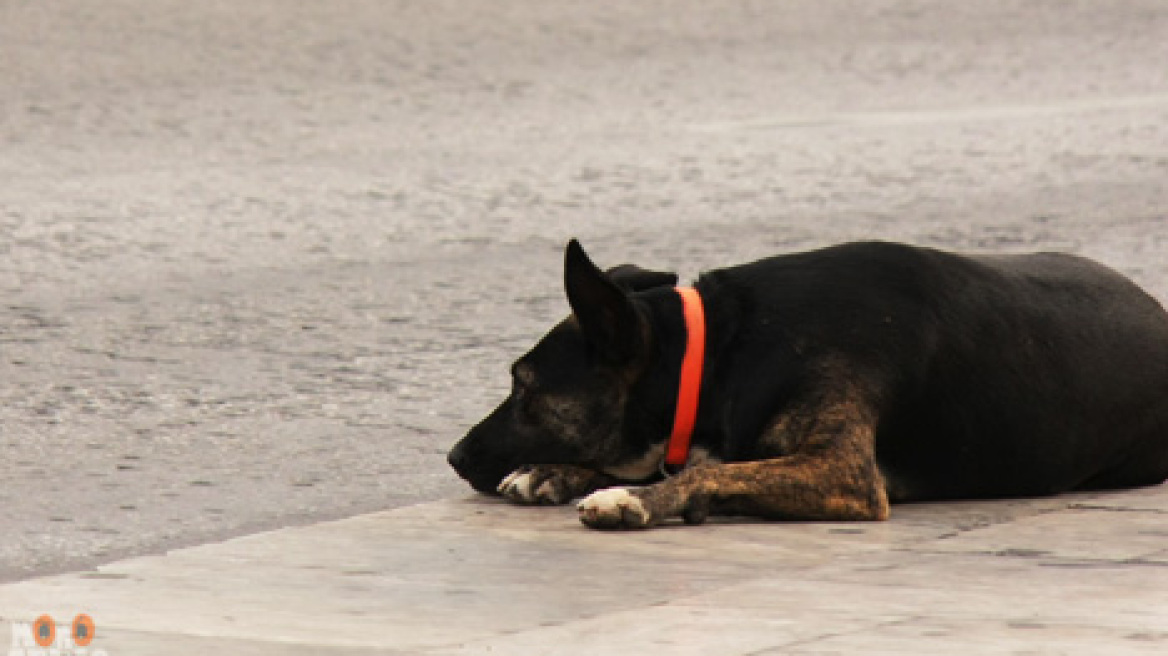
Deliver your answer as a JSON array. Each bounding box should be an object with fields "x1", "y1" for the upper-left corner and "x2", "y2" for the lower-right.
[{"x1": 2, "y1": 0, "x2": 1167, "y2": 581}]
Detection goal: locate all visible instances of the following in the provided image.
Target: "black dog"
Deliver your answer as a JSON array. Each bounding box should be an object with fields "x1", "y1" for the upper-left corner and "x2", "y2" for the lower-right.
[{"x1": 448, "y1": 240, "x2": 1168, "y2": 529}]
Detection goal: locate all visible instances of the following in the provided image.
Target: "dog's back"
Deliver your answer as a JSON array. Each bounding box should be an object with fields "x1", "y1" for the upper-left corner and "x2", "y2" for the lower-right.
[
  {"x1": 908, "y1": 249, "x2": 1168, "y2": 499},
  {"x1": 713, "y1": 243, "x2": 1168, "y2": 501}
]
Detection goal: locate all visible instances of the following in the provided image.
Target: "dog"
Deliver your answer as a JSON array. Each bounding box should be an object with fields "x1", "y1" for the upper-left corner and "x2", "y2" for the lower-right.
[{"x1": 447, "y1": 240, "x2": 1168, "y2": 529}]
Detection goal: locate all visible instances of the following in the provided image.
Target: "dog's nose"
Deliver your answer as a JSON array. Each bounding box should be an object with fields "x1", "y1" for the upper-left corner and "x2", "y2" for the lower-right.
[{"x1": 447, "y1": 443, "x2": 469, "y2": 473}]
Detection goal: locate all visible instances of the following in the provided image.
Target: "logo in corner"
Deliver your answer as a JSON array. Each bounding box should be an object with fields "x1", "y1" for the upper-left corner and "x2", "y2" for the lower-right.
[
  {"x1": 32, "y1": 615, "x2": 55, "y2": 648},
  {"x1": 9, "y1": 614, "x2": 106, "y2": 655},
  {"x1": 72, "y1": 613, "x2": 95, "y2": 647}
]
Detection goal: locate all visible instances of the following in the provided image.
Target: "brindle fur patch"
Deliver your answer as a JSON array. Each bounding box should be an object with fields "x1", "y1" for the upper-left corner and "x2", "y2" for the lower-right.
[
  {"x1": 579, "y1": 379, "x2": 890, "y2": 528},
  {"x1": 521, "y1": 317, "x2": 649, "y2": 465}
]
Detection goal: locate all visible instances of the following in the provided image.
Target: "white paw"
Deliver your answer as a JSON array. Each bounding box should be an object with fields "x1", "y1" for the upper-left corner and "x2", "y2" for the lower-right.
[
  {"x1": 498, "y1": 469, "x2": 537, "y2": 503},
  {"x1": 577, "y1": 487, "x2": 651, "y2": 528},
  {"x1": 498, "y1": 468, "x2": 565, "y2": 505}
]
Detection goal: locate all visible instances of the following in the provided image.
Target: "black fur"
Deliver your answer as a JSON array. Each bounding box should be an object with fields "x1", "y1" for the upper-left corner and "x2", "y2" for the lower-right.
[{"x1": 448, "y1": 240, "x2": 1168, "y2": 526}]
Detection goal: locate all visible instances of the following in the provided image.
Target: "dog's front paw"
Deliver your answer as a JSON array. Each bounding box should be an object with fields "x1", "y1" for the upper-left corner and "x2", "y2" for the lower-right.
[
  {"x1": 577, "y1": 487, "x2": 655, "y2": 529},
  {"x1": 498, "y1": 466, "x2": 557, "y2": 505},
  {"x1": 498, "y1": 465, "x2": 580, "y2": 505}
]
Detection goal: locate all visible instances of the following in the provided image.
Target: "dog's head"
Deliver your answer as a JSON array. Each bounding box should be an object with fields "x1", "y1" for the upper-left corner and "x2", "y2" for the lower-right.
[{"x1": 447, "y1": 240, "x2": 678, "y2": 494}]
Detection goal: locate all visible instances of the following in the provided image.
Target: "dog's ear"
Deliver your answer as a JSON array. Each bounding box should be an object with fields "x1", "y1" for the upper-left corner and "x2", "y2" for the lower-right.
[
  {"x1": 565, "y1": 240, "x2": 643, "y2": 362},
  {"x1": 605, "y1": 264, "x2": 678, "y2": 292}
]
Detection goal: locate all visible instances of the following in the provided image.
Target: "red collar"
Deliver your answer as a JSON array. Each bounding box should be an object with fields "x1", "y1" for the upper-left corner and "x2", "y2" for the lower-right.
[{"x1": 664, "y1": 287, "x2": 706, "y2": 469}]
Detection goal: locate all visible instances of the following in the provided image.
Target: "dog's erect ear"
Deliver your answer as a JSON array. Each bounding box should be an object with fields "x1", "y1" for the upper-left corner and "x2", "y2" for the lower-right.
[
  {"x1": 565, "y1": 240, "x2": 644, "y2": 362},
  {"x1": 605, "y1": 264, "x2": 678, "y2": 292}
]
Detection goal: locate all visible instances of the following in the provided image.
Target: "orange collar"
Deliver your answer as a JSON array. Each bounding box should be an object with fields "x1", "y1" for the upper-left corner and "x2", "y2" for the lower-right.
[{"x1": 664, "y1": 287, "x2": 706, "y2": 469}]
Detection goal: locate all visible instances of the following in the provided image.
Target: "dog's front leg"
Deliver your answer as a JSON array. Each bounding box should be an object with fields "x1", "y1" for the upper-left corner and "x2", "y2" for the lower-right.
[
  {"x1": 575, "y1": 474, "x2": 709, "y2": 529},
  {"x1": 498, "y1": 464, "x2": 617, "y2": 506},
  {"x1": 578, "y1": 392, "x2": 890, "y2": 529},
  {"x1": 578, "y1": 450, "x2": 889, "y2": 529}
]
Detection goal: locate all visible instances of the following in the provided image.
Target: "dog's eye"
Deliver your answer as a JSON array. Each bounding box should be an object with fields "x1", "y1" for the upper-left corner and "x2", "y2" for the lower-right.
[
  {"x1": 511, "y1": 364, "x2": 538, "y2": 400},
  {"x1": 512, "y1": 379, "x2": 528, "y2": 400},
  {"x1": 511, "y1": 376, "x2": 536, "y2": 403}
]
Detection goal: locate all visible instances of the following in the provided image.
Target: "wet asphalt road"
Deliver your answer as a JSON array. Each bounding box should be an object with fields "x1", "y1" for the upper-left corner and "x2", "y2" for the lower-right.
[{"x1": 1, "y1": 1, "x2": 1167, "y2": 581}]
